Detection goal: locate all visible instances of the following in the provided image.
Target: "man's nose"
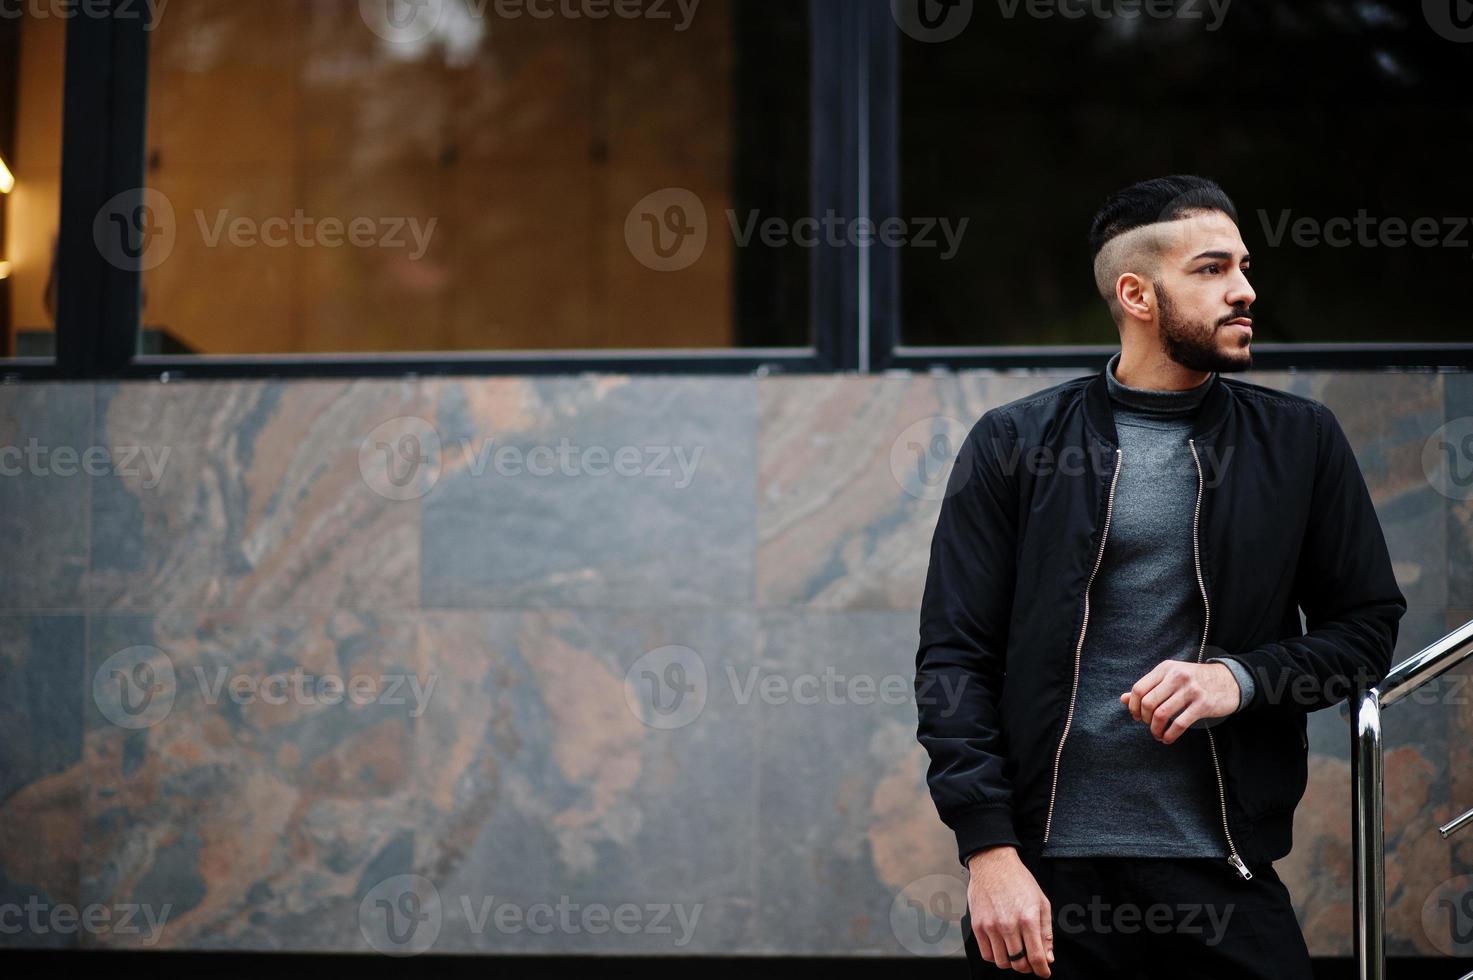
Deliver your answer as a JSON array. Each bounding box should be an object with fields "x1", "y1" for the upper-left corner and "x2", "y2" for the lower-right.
[{"x1": 1227, "y1": 272, "x2": 1256, "y2": 309}]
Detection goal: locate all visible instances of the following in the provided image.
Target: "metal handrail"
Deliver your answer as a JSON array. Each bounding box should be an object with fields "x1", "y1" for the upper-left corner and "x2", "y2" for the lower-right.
[{"x1": 1353, "y1": 618, "x2": 1473, "y2": 980}]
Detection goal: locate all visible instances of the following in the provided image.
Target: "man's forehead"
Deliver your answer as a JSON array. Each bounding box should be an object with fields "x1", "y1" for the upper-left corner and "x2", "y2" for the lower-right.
[{"x1": 1158, "y1": 212, "x2": 1246, "y2": 259}]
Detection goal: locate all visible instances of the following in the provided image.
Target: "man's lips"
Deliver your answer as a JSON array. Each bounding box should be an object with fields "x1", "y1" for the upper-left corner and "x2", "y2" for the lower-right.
[{"x1": 1225, "y1": 318, "x2": 1253, "y2": 328}]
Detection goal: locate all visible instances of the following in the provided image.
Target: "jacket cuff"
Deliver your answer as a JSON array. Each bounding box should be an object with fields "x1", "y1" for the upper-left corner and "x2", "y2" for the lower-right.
[
  {"x1": 951, "y1": 804, "x2": 1021, "y2": 868},
  {"x1": 1207, "y1": 656, "x2": 1256, "y2": 712}
]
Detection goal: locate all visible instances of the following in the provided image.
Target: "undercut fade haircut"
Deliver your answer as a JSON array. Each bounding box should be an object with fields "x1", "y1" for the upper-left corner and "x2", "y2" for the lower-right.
[
  {"x1": 1088, "y1": 175, "x2": 1238, "y2": 259},
  {"x1": 1088, "y1": 175, "x2": 1239, "y2": 325}
]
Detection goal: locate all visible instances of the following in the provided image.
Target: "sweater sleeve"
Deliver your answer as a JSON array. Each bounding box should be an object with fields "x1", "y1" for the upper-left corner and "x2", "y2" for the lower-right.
[{"x1": 1207, "y1": 656, "x2": 1257, "y2": 712}]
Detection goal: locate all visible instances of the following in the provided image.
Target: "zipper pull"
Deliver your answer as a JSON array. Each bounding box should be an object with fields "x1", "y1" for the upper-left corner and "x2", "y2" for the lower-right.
[{"x1": 1228, "y1": 854, "x2": 1254, "y2": 881}]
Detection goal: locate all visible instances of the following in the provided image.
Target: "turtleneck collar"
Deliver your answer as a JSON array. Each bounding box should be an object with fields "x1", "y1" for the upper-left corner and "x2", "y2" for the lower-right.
[{"x1": 1105, "y1": 350, "x2": 1215, "y2": 417}]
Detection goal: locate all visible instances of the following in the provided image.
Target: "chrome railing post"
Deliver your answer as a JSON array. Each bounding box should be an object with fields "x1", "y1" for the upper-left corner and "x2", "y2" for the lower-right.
[
  {"x1": 1351, "y1": 688, "x2": 1384, "y2": 980},
  {"x1": 1350, "y1": 618, "x2": 1473, "y2": 980}
]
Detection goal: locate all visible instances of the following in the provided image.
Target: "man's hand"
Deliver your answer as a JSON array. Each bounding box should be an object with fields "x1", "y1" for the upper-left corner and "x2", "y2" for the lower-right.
[
  {"x1": 966, "y1": 845, "x2": 1053, "y2": 976},
  {"x1": 1120, "y1": 660, "x2": 1241, "y2": 744}
]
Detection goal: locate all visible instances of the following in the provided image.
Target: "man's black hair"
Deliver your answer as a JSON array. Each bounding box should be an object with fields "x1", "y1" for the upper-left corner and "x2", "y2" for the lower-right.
[{"x1": 1088, "y1": 175, "x2": 1238, "y2": 257}]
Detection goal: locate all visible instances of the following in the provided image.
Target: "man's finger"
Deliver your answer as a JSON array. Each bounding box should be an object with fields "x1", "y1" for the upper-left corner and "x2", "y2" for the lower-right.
[
  {"x1": 1150, "y1": 688, "x2": 1192, "y2": 739},
  {"x1": 1126, "y1": 661, "x2": 1171, "y2": 719},
  {"x1": 997, "y1": 925, "x2": 1032, "y2": 974},
  {"x1": 1021, "y1": 909, "x2": 1052, "y2": 977},
  {"x1": 1162, "y1": 700, "x2": 1205, "y2": 744}
]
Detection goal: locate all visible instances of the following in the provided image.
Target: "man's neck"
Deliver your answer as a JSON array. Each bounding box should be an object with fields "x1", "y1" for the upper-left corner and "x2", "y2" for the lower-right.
[{"x1": 1113, "y1": 348, "x2": 1212, "y2": 392}]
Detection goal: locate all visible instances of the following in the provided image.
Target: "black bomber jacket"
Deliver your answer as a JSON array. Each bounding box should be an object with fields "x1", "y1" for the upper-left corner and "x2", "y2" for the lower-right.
[{"x1": 913, "y1": 359, "x2": 1407, "y2": 880}]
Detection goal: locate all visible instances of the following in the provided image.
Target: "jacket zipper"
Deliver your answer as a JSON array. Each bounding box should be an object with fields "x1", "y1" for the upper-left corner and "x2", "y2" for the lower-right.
[
  {"x1": 1042, "y1": 446, "x2": 1123, "y2": 845},
  {"x1": 1189, "y1": 437, "x2": 1254, "y2": 882}
]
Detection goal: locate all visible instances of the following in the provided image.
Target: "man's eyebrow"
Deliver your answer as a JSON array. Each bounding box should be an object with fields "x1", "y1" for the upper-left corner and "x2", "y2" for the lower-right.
[{"x1": 1189, "y1": 250, "x2": 1251, "y2": 263}]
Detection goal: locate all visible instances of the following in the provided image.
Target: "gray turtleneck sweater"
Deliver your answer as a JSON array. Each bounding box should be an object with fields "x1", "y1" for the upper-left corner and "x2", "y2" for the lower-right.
[{"x1": 1037, "y1": 351, "x2": 1255, "y2": 858}]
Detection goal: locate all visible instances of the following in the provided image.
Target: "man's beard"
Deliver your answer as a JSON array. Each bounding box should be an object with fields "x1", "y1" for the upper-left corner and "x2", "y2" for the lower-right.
[{"x1": 1154, "y1": 282, "x2": 1253, "y2": 374}]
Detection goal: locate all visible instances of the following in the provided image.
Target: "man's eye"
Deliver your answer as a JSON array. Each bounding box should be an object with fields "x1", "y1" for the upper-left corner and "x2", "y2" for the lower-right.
[{"x1": 1200, "y1": 263, "x2": 1220, "y2": 274}]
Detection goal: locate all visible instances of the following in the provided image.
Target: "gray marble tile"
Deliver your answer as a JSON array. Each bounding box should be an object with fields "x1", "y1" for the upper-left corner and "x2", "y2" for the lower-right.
[
  {"x1": 79, "y1": 608, "x2": 759, "y2": 953},
  {"x1": 1299, "y1": 372, "x2": 1448, "y2": 610},
  {"x1": 751, "y1": 609, "x2": 959, "y2": 955},
  {"x1": 756, "y1": 373, "x2": 1052, "y2": 610},
  {"x1": 88, "y1": 380, "x2": 423, "y2": 611},
  {"x1": 0, "y1": 384, "x2": 91, "y2": 611},
  {"x1": 421, "y1": 376, "x2": 755, "y2": 609},
  {"x1": 0, "y1": 615, "x2": 85, "y2": 949},
  {"x1": 1444, "y1": 373, "x2": 1473, "y2": 608},
  {"x1": 81, "y1": 610, "x2": 427, "y2": 949},
  {"x1": 425, "y1": 608, "x2": 760, "y2": 955}
]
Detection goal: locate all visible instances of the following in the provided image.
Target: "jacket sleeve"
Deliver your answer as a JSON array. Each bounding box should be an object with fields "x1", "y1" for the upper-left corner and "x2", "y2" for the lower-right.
[
  {"x1": 1223, "y1": 401, "x2": 1407, "y2": 714},
  {"x1": 915, "y1": 408, "x2": 1022, "y2": 866}
]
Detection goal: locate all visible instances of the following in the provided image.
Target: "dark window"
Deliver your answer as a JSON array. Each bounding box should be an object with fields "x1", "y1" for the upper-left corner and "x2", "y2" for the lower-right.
[{"x1": 899, "y1": 2, "x2": 1473, "y2": 347}]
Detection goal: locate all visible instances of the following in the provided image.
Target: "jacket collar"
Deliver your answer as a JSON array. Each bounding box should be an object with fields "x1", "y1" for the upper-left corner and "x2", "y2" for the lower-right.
[{"x1": 1083, "y1": 352, "x2": 1232, "y2": 448}]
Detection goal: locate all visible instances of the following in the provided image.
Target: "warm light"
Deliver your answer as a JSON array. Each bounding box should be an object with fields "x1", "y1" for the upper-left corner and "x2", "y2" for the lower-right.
[
  {"x1": 0, "y1": 261, "x2": 11, "y2": 280},
  {"x1": 0, "y1": 155, "x2": 13, "y2": 194}
]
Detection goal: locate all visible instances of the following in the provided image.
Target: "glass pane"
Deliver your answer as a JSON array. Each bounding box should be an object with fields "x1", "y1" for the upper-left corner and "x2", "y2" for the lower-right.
[
  {"x1": 137, "y1": 0, "x2": 810, "y2": 355},
  {"x1": 899, "y1": 4, "x2": 1473, "y2": 346},
  {"x1": 1, "y1": 11, "x2": 65, "y2": 360}
]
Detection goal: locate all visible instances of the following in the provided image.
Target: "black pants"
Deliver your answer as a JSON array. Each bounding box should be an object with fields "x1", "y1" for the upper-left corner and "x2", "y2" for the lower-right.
[{"x1": 960, "y1": 852, "x2": 1313, "y2": 979}]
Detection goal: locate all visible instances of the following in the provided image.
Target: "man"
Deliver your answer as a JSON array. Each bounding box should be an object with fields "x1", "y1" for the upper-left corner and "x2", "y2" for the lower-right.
[{"x1": 913, "y1": 175, "x2": 1406, "y2": 978}]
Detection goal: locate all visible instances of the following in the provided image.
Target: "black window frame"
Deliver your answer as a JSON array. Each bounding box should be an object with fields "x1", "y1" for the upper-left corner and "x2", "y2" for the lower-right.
[{"x1": 4, "y1": 0, "x2": 1470, "y2": 382}]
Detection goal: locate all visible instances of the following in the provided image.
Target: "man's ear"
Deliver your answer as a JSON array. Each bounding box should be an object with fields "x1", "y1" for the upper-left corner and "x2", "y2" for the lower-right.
[{"x1": 1116, "y1": 272, "x2": 1152, "y2": 323}]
